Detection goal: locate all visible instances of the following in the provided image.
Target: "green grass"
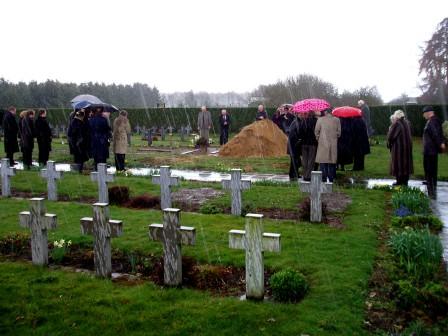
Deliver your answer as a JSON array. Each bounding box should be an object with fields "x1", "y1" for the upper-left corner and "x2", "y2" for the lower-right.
[
  {"x1": 0, "y1": 188, "x2": 385, "y2": 335},
  {"x1": 2, "y1": 135, "x2": 447, "y2": 179}
]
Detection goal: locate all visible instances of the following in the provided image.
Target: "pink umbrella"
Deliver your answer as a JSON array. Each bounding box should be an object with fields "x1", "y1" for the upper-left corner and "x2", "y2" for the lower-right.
[
  {"x1": 292, "y1": 98, "x2": 330, "y2": 114},
  {"x1": 332, "y1": 106, "x2": 362, "y2": 118}
]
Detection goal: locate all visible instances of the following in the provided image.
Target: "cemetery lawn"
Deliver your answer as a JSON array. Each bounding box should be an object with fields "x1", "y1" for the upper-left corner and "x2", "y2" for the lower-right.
[
  {"x1": 1, "y1": 135, "x2": 447, "y2": 179},
  {"x1": 0, "y1": 188, "x2": 384, "y2": 335}
]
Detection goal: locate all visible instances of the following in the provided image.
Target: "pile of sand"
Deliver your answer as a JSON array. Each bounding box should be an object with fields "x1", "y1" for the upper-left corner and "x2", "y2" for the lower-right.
[{"x1": 219, "y1": 119, "x2": 288, "y2": 158}]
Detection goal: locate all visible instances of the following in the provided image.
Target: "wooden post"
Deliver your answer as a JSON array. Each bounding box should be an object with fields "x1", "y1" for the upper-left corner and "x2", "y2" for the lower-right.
[
  {"x1": 149, "y1": 208, "x2": 196, "y2": 286},
  {"x1": 40, "y1": 161, "x2": 63, "y2": 201},
  {"x1": 299, "y1": 171, "x2": 332, "y2": 222},
  {"x1": 222, "y1": 169, "x2": 251, "y2": 216},
  {"x1": 80, "y1": 203, "x2": 123, "y2": 278},
  {"x1": 152, "y1": 166, "x2": 179, "y2": 209},
  {"x1": 19, "y1": 197, "x2": 57, "y2": 266},
  {"x1": 1, "y1": 158, "x2": 15, "y2": 197},
  {"x1": 229, "y1": 213, "x2": 281, "y2": 300},
  {"x1": 90, "y1": 163, "x2": 115, "y2": 203}
]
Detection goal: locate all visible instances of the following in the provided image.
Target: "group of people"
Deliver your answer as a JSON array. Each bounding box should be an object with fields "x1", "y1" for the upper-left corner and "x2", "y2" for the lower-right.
[
  {"x1": 197, "y1": 106, "x2": 231, "y2": 146},
  {"x1": 387, "y1": 106, "x2": 445, "y2": 198},
  {"x1": 2, "y1": 106, "x2": 52, "y2": 169},
  {"x1": 67, "y1": 107, "x2": 131, "y2": 173}
]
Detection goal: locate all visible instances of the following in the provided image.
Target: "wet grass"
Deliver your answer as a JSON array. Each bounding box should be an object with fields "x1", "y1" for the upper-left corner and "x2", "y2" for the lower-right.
[
  {"x1": 2, "y1": 135, "x2": 447, "y2": 179},
  {"x1": 0, "y1": 188, "x2": 385, "y2": 335}
]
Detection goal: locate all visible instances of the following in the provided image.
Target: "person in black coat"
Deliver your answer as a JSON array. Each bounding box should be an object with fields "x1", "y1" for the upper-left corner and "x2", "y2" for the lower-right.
[
  {"x1": 68, "y1": 110, "x2": 90, "y2": 173},
  {"x1": 35, "y1": 109, "x2": 52, "y2": 166},
  {"x1": 297, "y1": 112, "x2": 318, "y2": 181},
  {"x1": 287, "y1": 114, "x2": 302, "y2": 180},
  {"x1": 351, "y1": 116, "x2": 371, "y2": 171},
  {"x1": 19, "y1": 110, "x2": 36, "y2": 169},
  {"x1": 337, "y1": 117, "x2": 354, "y2": 170},
  {"x1": 218, "y1": 109, "x2": 230, "y2": 145},
  {"x1": 2, "y1": 106, "x2": 19, "y2": 166},
  {"x1": 422, "y1": 106, "x2": 446, "y2": 198},
  {"x1": 89, "y1": 107, "x2": 111, "y2": 170}
]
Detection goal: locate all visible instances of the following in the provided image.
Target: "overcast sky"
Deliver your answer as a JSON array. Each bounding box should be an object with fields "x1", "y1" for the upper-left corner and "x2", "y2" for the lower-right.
[{"x1": 1, "y1": 0, "x2": 447, "y2": 101}]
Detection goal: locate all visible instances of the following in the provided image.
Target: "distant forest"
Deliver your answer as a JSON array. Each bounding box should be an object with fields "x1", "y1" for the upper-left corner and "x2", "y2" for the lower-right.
[{"x1": 0, "y1": 79, "x2": 162, "y2": 109}]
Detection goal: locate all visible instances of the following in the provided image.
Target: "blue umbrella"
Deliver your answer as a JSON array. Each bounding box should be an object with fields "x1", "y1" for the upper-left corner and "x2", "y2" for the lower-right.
[{"x1": 71, "y1": 94, "x2": 103, "y2": 108}]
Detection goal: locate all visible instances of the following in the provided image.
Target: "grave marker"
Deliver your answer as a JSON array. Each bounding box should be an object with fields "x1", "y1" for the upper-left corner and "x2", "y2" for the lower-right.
[
  {"x1": 19, "y1": 197, "x2": 57, "y2": 266},
  {"x1": 149, "y1": 208, "x2": 196, "y2": 286},
  {"x1": 222, "y1": 169, "x2": 251, "y2": 216},
  {"x1": 40, "y1": 160, "x2": 63, "y2": 201},
  {"x1": 161, "y1": 127, "x2": 166, "y2": 141},
  {"x1": 229, "y1": 213, "x2": 281, "y2": 300},
  {"x1": 1, "y1": 158, "x2": 15, "y2": 197},
  {"x1": 90, "y1": 163, "x2": 114, "y2": 203},
  {"x1": 299, "y1": 171, "x2": 332, "y2": 222},
  {"x1": 152, "y1": 166, "x2": 179, "y2": 209},
  {"x1": 80, "y1": 203, "x2": 123, "y2": 278}
]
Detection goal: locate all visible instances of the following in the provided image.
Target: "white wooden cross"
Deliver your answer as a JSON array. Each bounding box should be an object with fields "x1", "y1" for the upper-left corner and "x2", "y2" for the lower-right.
[
  {"x1": 90, "y1": 163, "x2": 115, "y2": 203},
  {"x1": 80, "y1": 203, "x2": 123, "y2": 278},
  {"x1": 152, "y1": 166, "x2": 179, "y2": 210},
  {"x1": 40, "y1": 161, "x2": 63, "y2": 201},
  {"x1": 299, "y1": 171, "x2": 332, "y2": 222},
  {"x1": 1, "y1": 158, "x2": 15, "y2": 197},
  {"x1": 19, "y1": 197, "x2": 57, "y2": 266},
  {"x1": 149, "y1": 208, "x2": 196, "y2": 286},
  {"x1": 229, "y1": 213, "x2": 281, "y2": 300},
  {"x1": 222, "y1": 169, "x2": 251, "y2": 216}
]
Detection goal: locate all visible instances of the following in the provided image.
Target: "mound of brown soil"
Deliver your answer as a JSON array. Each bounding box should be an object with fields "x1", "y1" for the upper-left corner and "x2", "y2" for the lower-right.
[{"x1": 219, "y1": 119, "x2": 288, "y2": 158}]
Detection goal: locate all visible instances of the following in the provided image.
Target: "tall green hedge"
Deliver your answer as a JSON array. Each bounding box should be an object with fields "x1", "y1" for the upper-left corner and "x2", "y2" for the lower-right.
[{"x1": 41, "y1": 105, "x2": 447, "y2": 136}]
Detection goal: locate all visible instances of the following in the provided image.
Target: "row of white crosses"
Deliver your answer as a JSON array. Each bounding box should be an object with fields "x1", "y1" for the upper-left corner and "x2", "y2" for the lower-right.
[{"x1": 18, "y1": 197, "x2": 280, "y2": 300}]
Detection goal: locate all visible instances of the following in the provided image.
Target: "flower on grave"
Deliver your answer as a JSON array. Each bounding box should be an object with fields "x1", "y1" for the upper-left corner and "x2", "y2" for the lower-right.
[
  {"x1": 51, "y1": 238, "x2": 72, "y2": 263},
  {"x1": 394, "y1": 205, "x2": 412, "y2": 217}
]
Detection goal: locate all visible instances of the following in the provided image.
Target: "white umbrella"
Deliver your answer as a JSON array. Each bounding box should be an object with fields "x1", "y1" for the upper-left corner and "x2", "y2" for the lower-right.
[{"x1": 71, "y1": 94, "x2": 103, "y2": 104}]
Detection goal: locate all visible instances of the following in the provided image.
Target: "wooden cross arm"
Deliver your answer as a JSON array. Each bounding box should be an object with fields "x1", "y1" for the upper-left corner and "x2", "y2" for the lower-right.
[
  {"x1": 41, "y1": 169, "x2": 63, "y2": 179},
  {"x1": 80, "y1": 217, "x2": 123, "y2": 237},
  {"x1": 148, "y1": 224, "x2": 196, "y2": 245},
  {"x1": 152, "y1": 175, "x2": 179, "y2": 186},
  {"x1": 241, "y1": 179, "x2": 251, "y2": 190},
  {"x1": 90, "y1": 172, "x2": 115, "y2": 183},
  {"x1": 299, "y1": 181, "x2": 333, "y2": 193},
  {"x1": 228, "y1": 230, "x2": 281, "y2": 252},
  {"x1": 7, "y1": 167, "x2": 16, "y2": 176},
  {"x1": 221, "y1": 179, "x2": 231, "y2": 189},
  {"x1": 19, "y1": 211, "x2": 57, "y2": 230}
]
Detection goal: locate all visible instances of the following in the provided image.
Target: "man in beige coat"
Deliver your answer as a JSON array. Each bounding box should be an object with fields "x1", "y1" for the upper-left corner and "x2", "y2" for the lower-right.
[
  {"x1": 197, "y1": 106, "x2": 212, "y2": 141},
  {"x1": 315, "y1": 109, "x2": 341, "y2": 182},
  {"x1": 112, "y1": 110, "x2": 131, "y2": 171}
]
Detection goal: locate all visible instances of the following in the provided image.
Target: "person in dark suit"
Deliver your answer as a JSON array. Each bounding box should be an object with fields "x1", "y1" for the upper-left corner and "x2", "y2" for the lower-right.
[
  {"x1": 19, "y1": 110, "x2": 36, "y2": 170},
  {"x1": 35, "y1": 109, "x2": 52, "y2": 166},
  {"x1": 89, "y1": 107, "x2": 112, "y2": 170},
  {"x1": 68, "y1": 110, "x2": 90, "y2": 173},
  {"x1": 255, "y1": 104, "x2": 268, "y2": 120},
  {"x1": 2, "y1": 106, "x2": 19, "y2": 166},
  {"x1": 218, "y1": 109, "x2": 230, "y2": 145},
  {"x1": 422, "y1": 106, "x2": 446, "y2": 198}
]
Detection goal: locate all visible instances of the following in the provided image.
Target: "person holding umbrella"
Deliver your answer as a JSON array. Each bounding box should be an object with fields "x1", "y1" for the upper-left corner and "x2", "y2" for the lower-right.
[
  {"x1": 68, "y1": 110, "x2": 90, "y2": 173},
  {"x1": 315, "y1": 108, "x2": 341, "y2": 182},
  {"x1": 89, "y1": 106, "x2": 112, "y2": 170}
]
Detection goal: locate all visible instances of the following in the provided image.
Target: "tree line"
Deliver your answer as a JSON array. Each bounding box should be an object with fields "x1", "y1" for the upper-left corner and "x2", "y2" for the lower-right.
[{"x1": 0, "y1": 79, "x2": 162, "y2": 109}]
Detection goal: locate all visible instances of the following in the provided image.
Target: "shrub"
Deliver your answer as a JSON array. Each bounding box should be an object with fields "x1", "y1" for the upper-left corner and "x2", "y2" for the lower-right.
[
  {"x1": 0, "y1": 233, "x2": 30, "y2": 256},
  {"x1": 391, "y1": 187, "x2": 430, "y2": 215},
  {"x1": 108, "y1": 186, "x2": 130, "y2": 205},
  {"x1": 391, "y1": 215, "x2": 443, "y2": 232},
  {"x1": 388, "y1": 228, "x2": 443, "y2": 282},
  {"x1": 199, "y1": 203, "x2": 223, "y2": 214},
  {"x1": 270, "y1": 268, "x2": 308, "y2": 303},
  {"x1": 394, "y1": 279, "x2": 419, "y2": 308},
  {"x1": 392, "y1": 188, "x2": 430, "y2": 215}
]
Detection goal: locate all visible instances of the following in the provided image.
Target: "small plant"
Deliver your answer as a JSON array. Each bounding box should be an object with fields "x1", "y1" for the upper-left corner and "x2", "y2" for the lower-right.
[
  {"x1": 394, "y1": 279, "x2": 419, "y2": 308},
  {"x1": 394, "y1": 205, "x2": 412, "y2": 218},
  {"x1": 270, "y1": 268, "x2": 309, "y2": 303},
  {"x1": 199, "y1": 203, "x2": 222, "y2": 214},
  {"x1": 388, "y1": 228, "x2": 443, "y2": 283},
  {"x1": 51, "y1": 239, "x2": 72, "y2": 263},
  {"x1": 392, "y1": 214, "x2": 443, "y2": 232},
  {"x1": 391, "y1": 188, "x2": 430, "y2": 216},
  {"x1": 0, "y1": 233, "x2": 30, "y2": 256}
]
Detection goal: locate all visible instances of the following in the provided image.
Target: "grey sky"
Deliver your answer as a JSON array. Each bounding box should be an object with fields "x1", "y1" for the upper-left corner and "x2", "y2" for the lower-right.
[{"x1": 1, "y1": 0, "x2": 447, "y2": 101}]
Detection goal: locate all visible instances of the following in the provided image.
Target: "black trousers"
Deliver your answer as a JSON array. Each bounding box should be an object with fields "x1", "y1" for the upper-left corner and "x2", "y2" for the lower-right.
[
  {"x1": 424, "y1": 154, "x2": 438, "y2": 198},
  {"x1": 22, "y1": 148, "x2": 33, "y2": 169},
  {"x1": 353, "y1": 154, "x2": 365, "y2": 171},
  {"x1": 395, "y1": 175, "x2": 409, "y2": 186},
  {"x1": 5, "y1": 152, "x2": 15, "y2": 166},
  {"x1": 320, "y1": 163, "x2": 336, "y2": 182},
  {"x1": 301, "y1": 145, "x2": 317, "y2": 181},
  {"x1": 220, "y1": 127, "x2": 229, "y2": 145},
  {"x1": 115, "y1": 154, "x2": 126, "y2": 171},
  {"x1": 288, "y1": 155, "x2": 301, "y2": 180},
  {"x1": 38, "y1": 145, "x2": 50, "y2": 166}
]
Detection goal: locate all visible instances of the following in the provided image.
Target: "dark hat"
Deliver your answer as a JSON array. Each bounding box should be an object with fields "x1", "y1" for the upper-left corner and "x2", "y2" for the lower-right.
[{"x1": 422, "y1": 106, "x2": 434, "y2": 113}]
